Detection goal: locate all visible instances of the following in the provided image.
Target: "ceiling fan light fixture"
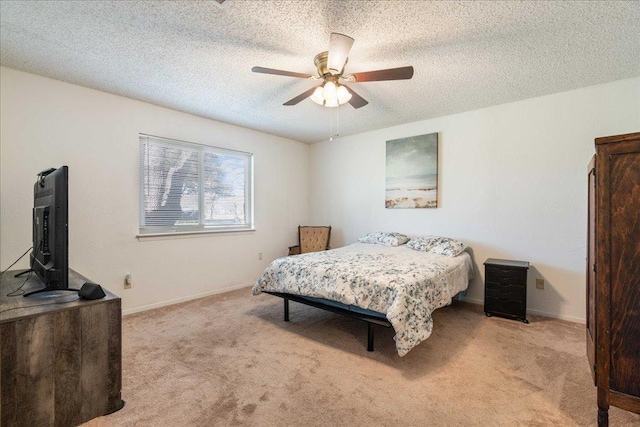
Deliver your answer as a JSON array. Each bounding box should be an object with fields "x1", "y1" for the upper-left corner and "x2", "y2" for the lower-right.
[
  {"x1": 310, "y1": 86, "x2": 325, "y2": 105},
  {"x1": 336, "y1": 85, "x2": 352, "y2": 104},
  {"x1": 310, "y1": 81, "x2": 351, "y2": 107},
  {"x1": 323, "y1": 81, "x2": 337, "y2": 99},
  {"x1": 325, "y1": 98, "x2": 339, "y2": 108}
]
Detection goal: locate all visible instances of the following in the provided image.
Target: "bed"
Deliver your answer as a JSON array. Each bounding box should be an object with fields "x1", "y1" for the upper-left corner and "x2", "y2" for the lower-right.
[{"x1": 252, "y1": 241, "x2": 474, "y2": 356}]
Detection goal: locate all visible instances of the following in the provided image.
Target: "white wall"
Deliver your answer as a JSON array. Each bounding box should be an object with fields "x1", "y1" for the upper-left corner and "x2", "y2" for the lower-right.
[
  {"x1": 310, "y1": 77, "x2": 640, "y2": 322},
  {"x1": 0, "y1": 66, "x2": 310, "y2": 313},
  {"x1": 3, "y1": 67, "x2": 638, "y2": 321}
]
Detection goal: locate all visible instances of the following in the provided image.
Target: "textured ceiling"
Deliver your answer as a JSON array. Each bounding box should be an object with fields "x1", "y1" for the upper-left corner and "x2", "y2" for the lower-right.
[{"x1": 1, "y1": 1, "x2": 639, "y2": 144}]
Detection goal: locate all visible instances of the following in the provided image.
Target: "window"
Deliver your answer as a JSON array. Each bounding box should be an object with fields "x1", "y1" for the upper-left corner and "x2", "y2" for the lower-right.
[{"x1": 139, "y1": 135, "x2": 253, "y2": 235}]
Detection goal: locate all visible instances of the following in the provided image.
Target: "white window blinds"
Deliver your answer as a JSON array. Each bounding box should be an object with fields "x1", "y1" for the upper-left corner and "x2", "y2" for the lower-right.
[{"x1": 139, "y1": 135, "x2": 253, "y2": 235}]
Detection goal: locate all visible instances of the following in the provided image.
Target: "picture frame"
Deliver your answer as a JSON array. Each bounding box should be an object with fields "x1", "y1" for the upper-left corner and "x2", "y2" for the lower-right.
[{"x1": 385, "y1": 132, "x2": 438, "y2": 209}]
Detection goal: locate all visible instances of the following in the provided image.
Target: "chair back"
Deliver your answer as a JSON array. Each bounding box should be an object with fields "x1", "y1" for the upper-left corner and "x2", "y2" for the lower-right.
[{"x1": 299, "y1": 226, "x2": 331, "y2": 254}]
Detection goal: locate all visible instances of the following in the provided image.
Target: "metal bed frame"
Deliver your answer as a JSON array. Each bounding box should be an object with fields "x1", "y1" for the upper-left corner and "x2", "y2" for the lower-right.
[
  {"x1": 265, "y1": 289, "x2": 467, "y2": 352},
  {"x1": 264, "y1": 291, "x2": 392, "y2": 352}
]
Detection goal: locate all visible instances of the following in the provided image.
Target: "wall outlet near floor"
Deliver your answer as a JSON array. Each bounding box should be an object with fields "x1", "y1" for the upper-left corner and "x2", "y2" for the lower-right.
[
  {"x1": 258, "y1": 252, "x2": 263, "y2": 260},
  {"x1": 536, "y1": 278, "x2": 545, "y2": 290},
  {"x1": 124, "y1": 273, "x2": 132, "y2": 289}
]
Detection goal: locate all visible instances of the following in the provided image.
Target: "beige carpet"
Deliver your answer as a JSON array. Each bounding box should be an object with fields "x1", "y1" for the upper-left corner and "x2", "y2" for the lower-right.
[{"x1": 84, "y1": 288, "x2": 639, "y2": 427}]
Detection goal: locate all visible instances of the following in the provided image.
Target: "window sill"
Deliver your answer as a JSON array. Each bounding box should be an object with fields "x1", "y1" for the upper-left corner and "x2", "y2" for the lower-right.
[{"x1": 136, "y1": 227, "x2": 255, "y2": 241}]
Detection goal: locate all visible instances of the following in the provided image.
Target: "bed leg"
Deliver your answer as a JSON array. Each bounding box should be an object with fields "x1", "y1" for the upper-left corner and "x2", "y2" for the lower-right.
[
  {"x1": 284, "y1": 298, "x2": 289, "y2": 322},
  {"x1": 367, "y1": 322, "x2": 374, "y2": 352}
]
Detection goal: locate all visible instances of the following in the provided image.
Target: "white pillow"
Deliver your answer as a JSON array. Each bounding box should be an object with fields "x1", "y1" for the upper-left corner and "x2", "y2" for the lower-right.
[
  {"x1": 358, "y1": 232, "x2": 410, "y2": 247},
  {"x1": 407, "y1": 235, "x2": 467, "y2": 257}
]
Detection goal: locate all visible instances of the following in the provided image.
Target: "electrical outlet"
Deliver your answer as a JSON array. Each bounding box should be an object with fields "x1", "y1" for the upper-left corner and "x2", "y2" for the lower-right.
[
  {"x1": 536, "y1": 278, "x2": 545, "y2": 290},
  {"x1": 258, "y1": 252, "x2": 263, "y2": 260},
  {"x1": 124, "y1": 273, "x2": 132, "y2": 289}
]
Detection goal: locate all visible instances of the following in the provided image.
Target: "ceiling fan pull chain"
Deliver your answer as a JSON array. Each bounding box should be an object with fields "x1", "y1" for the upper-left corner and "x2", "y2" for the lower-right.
[
  {"x1": 329, "y1": 106, "x2": 340, "y2": 141},
  {"x1": 329, "y1": 107, "x2": 333, "y2": 141}
]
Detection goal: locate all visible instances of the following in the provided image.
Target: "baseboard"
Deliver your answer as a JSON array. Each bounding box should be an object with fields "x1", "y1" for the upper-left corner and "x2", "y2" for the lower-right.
[
  {"x1": 122, "y1": 287, "x2": 586, "y2": 324},
  {"x1": 122, "y1": 282, "x2": 252, "y2": 316},
  {"x1": 461, "y1": 297, "x2": 585, "y2": 324}
]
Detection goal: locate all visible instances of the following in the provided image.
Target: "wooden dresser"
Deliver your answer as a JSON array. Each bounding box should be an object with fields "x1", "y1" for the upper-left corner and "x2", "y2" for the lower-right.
[
  {"x1": 1, "y1": 269, "x2": 123, "y2": 426},
  {"x1": 586, "y1": 132, "x2": 640, "y2": 426}
]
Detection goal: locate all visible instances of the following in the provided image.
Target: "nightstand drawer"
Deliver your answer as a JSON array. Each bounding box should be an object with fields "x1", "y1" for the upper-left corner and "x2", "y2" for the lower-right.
[
  {"x1": 485, "y1": 266, "x2": 527, "y2": 285},
  {"x1": 485, "y1": 281, "x2": 525, "y2": 300},
  {"x1": 484, "y1": 296, "x2": 525, "y2": 317}
]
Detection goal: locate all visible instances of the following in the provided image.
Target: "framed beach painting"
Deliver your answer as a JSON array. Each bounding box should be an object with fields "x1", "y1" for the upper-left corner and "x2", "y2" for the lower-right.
[{"x1": 385, "y1": 132, "x2": 438, "y2": 208}]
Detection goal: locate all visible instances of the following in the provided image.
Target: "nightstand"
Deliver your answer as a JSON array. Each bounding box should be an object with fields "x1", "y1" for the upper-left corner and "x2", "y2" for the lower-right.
[{"x1": 484, "y1": 258, "x2": 530, "y2": 323}]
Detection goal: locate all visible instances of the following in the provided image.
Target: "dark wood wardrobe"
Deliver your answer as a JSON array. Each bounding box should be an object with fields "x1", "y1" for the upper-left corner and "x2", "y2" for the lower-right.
[{"x1": 586, "y1": 132, "x2": 640, "y2": 426}]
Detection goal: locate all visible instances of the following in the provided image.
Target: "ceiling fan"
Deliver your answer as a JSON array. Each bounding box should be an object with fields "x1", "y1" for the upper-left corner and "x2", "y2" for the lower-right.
[{"x1": 252, "y1": 33, "x2": 414, "y2": 109}]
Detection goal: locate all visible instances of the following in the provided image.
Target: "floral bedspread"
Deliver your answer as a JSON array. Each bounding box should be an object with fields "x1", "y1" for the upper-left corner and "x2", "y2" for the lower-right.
[{"x1": 253, "y1": 243, "x2": 473, "y2": 356}]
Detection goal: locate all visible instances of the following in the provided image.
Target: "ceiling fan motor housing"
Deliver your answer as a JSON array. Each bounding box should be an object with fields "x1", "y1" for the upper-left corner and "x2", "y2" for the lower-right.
[
  {"x1": 314, "y1": 51, "x2": 330, "y2": 77},
  {"x1": 314, "y1": 51, "x2": 348, "y2": 86}
]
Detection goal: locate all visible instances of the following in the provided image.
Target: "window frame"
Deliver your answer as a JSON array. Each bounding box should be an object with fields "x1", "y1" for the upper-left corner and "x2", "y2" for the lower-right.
[{"x1": 138, "y1": 134, "x2": 254, "y2": 237}]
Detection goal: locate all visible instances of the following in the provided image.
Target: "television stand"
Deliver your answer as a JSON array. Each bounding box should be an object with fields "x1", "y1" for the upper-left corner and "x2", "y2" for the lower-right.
[
  {"x1": 1, "y1": 269, "x2": 124, "y2": 425},
  {"x1": 23, "y1": 286, "x2": 80, "y2": 297}
]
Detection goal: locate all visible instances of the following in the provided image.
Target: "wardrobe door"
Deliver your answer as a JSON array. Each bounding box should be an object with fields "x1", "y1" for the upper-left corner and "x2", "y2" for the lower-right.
[
  {"x1": 586, "y1": 156, "x2": 597, "y2": 384},
  {"x1": 607, "y1": 148, "x2": 640, "y2": 398}
]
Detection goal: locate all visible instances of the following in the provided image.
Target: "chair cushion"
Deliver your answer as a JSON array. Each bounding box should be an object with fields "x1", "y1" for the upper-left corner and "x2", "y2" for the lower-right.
[{"x1": 299, "y1": 226, "x2": 331, "y2": 254}]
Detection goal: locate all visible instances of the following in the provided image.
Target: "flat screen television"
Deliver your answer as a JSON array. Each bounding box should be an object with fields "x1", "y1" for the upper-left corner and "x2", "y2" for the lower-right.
[{"x1": 21, "y1": 166, "x2": 77, "y2": 297}]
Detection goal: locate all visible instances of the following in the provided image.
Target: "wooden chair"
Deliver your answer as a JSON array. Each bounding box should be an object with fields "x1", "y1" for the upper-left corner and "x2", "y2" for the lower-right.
[{"x1": 288, "y1": 226, "x2": 331, "y2": 255}]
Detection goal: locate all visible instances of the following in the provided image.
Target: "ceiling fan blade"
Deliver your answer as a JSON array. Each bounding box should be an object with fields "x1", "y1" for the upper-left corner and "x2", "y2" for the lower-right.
[
  {"x1": 343, "y1": 85, "x2": 368, "y2": 109},
  {"x1": 283, "y1": 87, "x2": 317, "y2": 106},
  {"x1": 327, "y1": 33, "x2": 354, "y2": 74},
  {"x1": 252, "y1": 66, "x2": 313, "y2": 79},
  {"x1": 350, "y1": 66, "x2": 414, "y2": 82}
]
